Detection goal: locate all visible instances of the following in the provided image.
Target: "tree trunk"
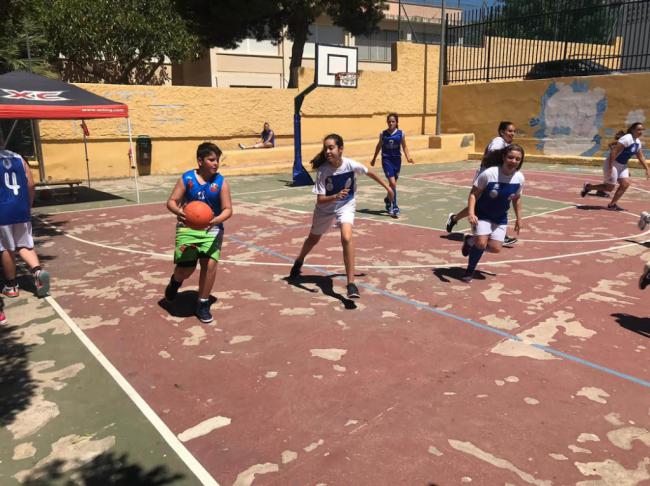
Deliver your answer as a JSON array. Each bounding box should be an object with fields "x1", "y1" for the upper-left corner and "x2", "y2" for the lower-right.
[{"x1": 288, "y1": 21, "x2": 309, "y2": 89}]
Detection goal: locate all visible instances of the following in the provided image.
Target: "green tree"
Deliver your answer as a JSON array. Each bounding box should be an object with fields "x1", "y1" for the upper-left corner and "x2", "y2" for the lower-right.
[
  {"x1": 0, "y1": 0, "x2": 53, "y2": 75},
  {"x1": 39, "y1": 0, "x2": 199, "y2": 84},
  {"x1": 176, "y1": 0, "x2": 388, "y2": 88},
  {"x1": 493, "y1": 0, "x2": 618, "y2": 44}
]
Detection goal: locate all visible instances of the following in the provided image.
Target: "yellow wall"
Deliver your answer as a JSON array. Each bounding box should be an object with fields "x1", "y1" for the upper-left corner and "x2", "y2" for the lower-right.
[
  {"x1": 37, "y1": 42, "x2": 441, "y2": 180},
  {"x1": 447, "y1": 36, "x2": 622, "y2": 84},
  {"x1": 442, "y1": 71, "x2": 650, "y2": 158}
]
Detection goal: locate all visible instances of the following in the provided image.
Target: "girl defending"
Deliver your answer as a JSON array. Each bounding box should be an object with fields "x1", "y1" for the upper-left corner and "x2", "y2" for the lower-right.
[
  {"x1": 289, "y1": 134, "x2": 394, "y2": 299},
  {"x1": 370, "y1": 113, "x2": 414, "y2": 218},
  {"x1": 460, "y1": 144, "x2": 525, "y2": 283}
]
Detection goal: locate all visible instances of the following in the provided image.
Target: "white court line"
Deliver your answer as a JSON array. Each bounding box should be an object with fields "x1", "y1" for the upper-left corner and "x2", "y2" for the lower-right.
[
  {"x1": 45, "y1": 296, "x2": 220, "y2": 486},
  {"x1": 38, "y1": 215, "x2": 649, "y2": 270}
]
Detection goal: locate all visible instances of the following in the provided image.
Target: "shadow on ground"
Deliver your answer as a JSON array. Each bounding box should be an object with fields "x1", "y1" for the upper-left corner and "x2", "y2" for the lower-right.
[
  {"x1": 612, "y1": 313, "x2": 650, "y2": 338},
  {"x1": 22, "y1": 453, "x2": 185, "y2": 486},
  {"x1": 433, "y1": 266, "x2": 487, "y2": 283},
  {"x1": 357, "y1": 208, "x2": 391, "y2": 217},
  {"x1": 285, "y1": 274, "x2": 357, "y2": 309},
  {"x1": 33, "y1": 186, "x2": 126, "y2": 208},
  {"x1": 0, "y1": 324, "x2": 37, "y2": 427},
  {"x1": 158, "y1": 291, "x2": 217, "y2": 318}
]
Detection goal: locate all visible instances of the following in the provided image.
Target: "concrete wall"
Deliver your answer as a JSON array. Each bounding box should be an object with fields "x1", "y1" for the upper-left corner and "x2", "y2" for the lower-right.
[
  {"x1": 37, "y1": 42, "x2": 441, "y2": 180},
  {"x1": 442, "y1": 71, "x2": 650, "y2": 158}
]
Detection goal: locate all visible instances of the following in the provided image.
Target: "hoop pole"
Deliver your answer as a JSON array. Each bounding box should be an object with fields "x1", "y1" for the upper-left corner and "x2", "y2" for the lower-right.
[{"x1": 292, "y1": 83, "x2": 317, "y2": 186}]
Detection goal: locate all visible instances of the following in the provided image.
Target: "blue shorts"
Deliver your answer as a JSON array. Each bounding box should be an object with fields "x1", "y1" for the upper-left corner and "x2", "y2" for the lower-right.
[{"x1": 382, "y1": 159, "x2": 401, "y2": 179}]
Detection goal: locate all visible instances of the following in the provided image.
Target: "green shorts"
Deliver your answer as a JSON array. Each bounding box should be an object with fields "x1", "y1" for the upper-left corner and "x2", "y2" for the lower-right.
[{"x1": 174, "y1": 227, "x2": 223, "y2": 265}]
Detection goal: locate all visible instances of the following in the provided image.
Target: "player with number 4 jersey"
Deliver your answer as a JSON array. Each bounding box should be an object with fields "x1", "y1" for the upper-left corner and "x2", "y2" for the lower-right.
[{"x1": 0, "y1": 149, "x2": 50, "y2": 298}]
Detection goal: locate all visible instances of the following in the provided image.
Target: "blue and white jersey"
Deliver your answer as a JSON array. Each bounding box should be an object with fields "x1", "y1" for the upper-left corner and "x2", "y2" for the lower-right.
[
  {"x1": 381, "y1": 129, "x2": 403, "y2": 165},
  {"x1": 485, "y1": 136, "x2": 508, "y2": 154},
  {"x1": 261, "y1": 129, "x2": 275, "y2": 146},
  {"x1": 474, "y1": 166, "x2": 524, "y2": 225},
  {"x1": 614, "y1": 133, "x2": 642, "y2": 165},
  {"x1": 181, "y1": 169, "x2": 224, "y2": 232},
  {"x1": 314, "y1": 157, "x2": 368, "y2": 213},
  {"x1": 0, "y1": 150, "x2": 30, "y2": 225}
]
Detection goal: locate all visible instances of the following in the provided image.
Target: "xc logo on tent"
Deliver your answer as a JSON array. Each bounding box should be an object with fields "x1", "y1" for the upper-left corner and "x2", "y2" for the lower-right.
[{"x1": 1, "y1": 89, "x2": 69, "y2": 101}]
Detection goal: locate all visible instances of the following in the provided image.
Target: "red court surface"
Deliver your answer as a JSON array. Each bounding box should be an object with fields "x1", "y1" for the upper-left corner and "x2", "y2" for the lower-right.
[{"x1": 34, "y1": 167, "x2": 649, "y2": 485}]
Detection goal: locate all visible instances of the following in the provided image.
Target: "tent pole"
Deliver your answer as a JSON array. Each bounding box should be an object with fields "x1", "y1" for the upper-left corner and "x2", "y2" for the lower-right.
[
  {"x1": 127, "y1": 117, "x2": 140, "y2": 204},
  {"x1": 82, "y1": 121, "x2": 91, "y2": 188}
]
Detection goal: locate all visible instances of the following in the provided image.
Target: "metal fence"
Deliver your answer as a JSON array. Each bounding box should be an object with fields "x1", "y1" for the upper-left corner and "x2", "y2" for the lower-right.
[{"x1": 445, "y1": 0, "x2": 650, "y2": 84}]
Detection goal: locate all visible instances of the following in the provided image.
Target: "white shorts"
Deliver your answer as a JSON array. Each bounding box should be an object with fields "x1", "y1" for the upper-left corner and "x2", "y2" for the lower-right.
[
  {"x1": 0, "y1": 222, "x2": 34, "y2": 251},
  {"x1": 310, "y1": 206, "x2": 355, "y2": 235},
  {"x1": 473, "y1": 219, "x2": 507, "y2": 242},
  {"x1": 603, "y1": 161, "x2": 629, "y2": 185}
]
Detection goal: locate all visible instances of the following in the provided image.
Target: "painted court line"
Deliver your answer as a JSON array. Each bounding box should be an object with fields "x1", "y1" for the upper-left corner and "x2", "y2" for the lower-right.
[
  {"x1": 228, "y1": 235, "x2": 650, "y2": 389},
  {"x1": 45, "y1": 296, "x2": 220, "y2": 486},
  {"x1": 37, "y1": 208, "x2": 650, "y2": 270}
]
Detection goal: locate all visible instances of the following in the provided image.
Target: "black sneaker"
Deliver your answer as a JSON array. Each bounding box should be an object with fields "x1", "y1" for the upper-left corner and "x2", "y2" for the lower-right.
[
  {"x1": 164, "y1": 276, "x2": 182, "y2": 301},
  {"x1": 195, "y1": 300, "x2": 213, "y2": 324},
  {"x1": 607, "y1": 203, "x2": 624, "y2": 211},
  {"x1": 461, "y1": 234, "x2": 472, "y2": 257},
  {"x1": 446, "y1": 213, "x2": 457, "y2": 233},
  {"x1": 580, "y1": 183, "x2": 589, "y2": 198},
  {"x1": 502, "y1": 236, "x2": 518, "y2": 248},
  {"x1": 289, "y1": 260, "x2": 303, "y2": 279},
  {"x1": 640, "y1": 264, "x2": 650, "y2": 290},
  {"x1": 346, "y1": 283, "x2": 360, "y2": 299}
]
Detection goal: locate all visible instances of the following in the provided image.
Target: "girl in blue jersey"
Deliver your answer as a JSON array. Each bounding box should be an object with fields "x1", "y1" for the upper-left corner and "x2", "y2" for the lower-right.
[
  {"x1": 370, "y1": 113, "x2": 414, "y2": 218},
  {"x1": 290, "y1": 134, "x2": 393, "y2": 299},
  {"x1": 165, "y1": 142, "x2": 233, "y2": 323},
  {"x1": 460, "y1": 144, "x2": 525, "y2": 282},
  {"x1": 446, "y1": 121, "x2": 518, "y2": 248},
  {"x1": 581, "y1": 122, "x2": 650, "y2": 210},
  {"x1": 0, "y1": 150, "x2": 50, "y2": 298},
  {"x1": 238, "y1": 122, "x2": 275, "y2": 150}
]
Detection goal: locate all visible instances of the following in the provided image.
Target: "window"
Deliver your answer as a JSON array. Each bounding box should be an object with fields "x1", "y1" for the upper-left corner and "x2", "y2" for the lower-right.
[
  {"x1": 224, "y1": 38, "x2": 279, "y2": 56},
  {"x1": 356, "y1": 30, "x2": 398, "y2": 62},
  {"x1": 303, "y1": 25, "x2": 345, "y2": 58}
]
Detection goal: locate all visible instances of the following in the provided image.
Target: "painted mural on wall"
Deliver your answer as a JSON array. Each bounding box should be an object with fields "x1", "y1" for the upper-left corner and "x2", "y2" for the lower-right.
[{"x1": 530, "y1": 80, "x2": 607, "y2": 157}]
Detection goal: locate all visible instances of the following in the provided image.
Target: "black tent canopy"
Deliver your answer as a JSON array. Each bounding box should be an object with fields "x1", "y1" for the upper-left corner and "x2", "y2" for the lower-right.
[{"x1": 0, "y1": 71, "x2": 140, "y2": 202}]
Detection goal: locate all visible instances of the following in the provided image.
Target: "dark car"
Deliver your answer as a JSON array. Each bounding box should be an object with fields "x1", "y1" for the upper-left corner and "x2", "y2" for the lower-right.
[{"x1": 524, "y1": 59, "x2": 618, "y2": 80}]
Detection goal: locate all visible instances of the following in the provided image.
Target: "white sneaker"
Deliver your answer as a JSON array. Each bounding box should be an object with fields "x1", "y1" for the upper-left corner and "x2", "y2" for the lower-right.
[{"x1": 638, "y1": 211, "x2": 650, "y2": 231}]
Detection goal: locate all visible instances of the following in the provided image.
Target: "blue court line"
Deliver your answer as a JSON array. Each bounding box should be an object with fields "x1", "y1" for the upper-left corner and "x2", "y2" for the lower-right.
[{"x1": 228, "y1": 235, "x2": 650, "y2": 389}]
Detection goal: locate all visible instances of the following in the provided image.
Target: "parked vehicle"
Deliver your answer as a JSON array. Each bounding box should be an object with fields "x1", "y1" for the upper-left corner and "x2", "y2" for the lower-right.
[{"x1": 524, "y1": 59, "x2": 619, "y2": 80}]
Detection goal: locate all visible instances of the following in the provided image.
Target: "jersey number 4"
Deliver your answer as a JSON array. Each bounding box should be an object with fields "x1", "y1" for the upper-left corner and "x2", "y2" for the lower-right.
[{"x1": 4, "y1": 172, "x2": 21, "y2": 196}]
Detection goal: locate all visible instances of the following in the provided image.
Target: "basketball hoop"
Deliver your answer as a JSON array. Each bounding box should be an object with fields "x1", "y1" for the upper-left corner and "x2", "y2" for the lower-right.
[{"x1": 335, "y1": 71, "x2": 358, "y2": 87}]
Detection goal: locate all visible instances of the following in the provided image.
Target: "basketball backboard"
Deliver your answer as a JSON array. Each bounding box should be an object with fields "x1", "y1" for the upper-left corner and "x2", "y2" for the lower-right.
[{"x1": 315, "y1": 44, "x2": 358, "y2": 88}]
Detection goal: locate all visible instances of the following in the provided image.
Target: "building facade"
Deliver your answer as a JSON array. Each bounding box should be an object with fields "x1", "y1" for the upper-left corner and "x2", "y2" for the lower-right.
[{"x1": 172, "y1": 1, "x2": 459, "y2": 88}]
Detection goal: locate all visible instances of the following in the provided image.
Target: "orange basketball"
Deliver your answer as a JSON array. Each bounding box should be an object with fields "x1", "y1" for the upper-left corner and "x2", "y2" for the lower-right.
[{"x1": 184, "y1": 201, "x2": 214, "y2": 230}]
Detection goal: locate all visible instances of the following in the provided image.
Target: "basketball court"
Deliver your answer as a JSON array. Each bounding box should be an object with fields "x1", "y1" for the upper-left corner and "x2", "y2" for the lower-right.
[{"x1": 1, "y1": 159, "x2": 647, "y2": 485}]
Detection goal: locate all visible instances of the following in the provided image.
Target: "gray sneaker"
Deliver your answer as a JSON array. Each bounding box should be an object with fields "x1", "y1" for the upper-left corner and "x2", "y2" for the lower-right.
[{"x1": 34, "y1": 270, "x2": 50, "y2": 298}]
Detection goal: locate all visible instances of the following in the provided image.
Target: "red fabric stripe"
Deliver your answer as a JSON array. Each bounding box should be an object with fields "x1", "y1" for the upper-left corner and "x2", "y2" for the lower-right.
[{"x1": 0, "y1": 104, "x2": 128, "y2": 119}]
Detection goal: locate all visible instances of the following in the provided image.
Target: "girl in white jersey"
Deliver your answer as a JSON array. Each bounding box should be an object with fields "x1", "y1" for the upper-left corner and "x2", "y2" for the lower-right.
[
  {"x1": 446, "y1": 121, "x2": 518, "y2": 247},
  {"x1": 289, "y1": 134, "x2": 393, "y2": 299},
  {"x1": 460, "y1": 144, "x2": 525, "y2": 283},
  {"x1": 581, "y1": 122, "x2": 650, "y2": 210}
]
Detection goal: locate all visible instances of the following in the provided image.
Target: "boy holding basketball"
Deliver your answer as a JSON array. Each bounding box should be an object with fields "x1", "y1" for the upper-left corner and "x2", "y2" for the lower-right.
[{"x1": 164, "y1": 142, "x2": 233, "y2": 323}]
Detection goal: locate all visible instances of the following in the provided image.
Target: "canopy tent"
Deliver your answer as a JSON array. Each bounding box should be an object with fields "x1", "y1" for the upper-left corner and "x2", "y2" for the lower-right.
[{"x1": 0, "y1": 70, "x2": 140, "y2": 202}]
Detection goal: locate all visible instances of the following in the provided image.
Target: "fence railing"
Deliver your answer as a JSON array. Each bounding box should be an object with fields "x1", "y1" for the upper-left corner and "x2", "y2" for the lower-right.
[{"x1": 444, "y1": 0, "x2": 650, "y2": 84}]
